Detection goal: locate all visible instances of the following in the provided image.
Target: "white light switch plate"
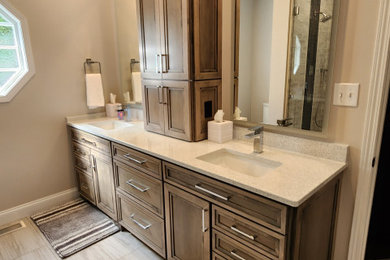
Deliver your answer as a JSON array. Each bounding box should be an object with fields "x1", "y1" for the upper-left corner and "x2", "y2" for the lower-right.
[{"x1": 333, "y1": 83, "x2": 360, "y2": 107}]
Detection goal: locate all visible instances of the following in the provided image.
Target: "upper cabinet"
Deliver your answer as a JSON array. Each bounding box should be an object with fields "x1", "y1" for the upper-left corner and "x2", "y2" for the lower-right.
[{"x1": 137, "y1": 0, "x2": 222, "y2": 81}]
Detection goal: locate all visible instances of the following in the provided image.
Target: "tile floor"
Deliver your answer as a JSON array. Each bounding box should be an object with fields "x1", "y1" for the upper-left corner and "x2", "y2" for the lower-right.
[{"x1": 0, "y1": 218, "x2": 163, "y2": 260}]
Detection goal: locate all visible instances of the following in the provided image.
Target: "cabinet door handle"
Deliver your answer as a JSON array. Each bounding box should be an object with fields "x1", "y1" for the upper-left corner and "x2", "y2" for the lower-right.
[
  {"x1": 130, "y1": 214, "x2": 151, "y2": 230},
  {"x1": 230, "y1": 250, "x2": 246, "y2": 260},
  {"x1": 81, "y1": 138, "x2": 96, "y2": 147},
  {"x1": 230, "y1": 226, "x2": 255, "y2": 240},
  {"x1": 158, "y1": 86, "x2": 163, "y2": 104},
  {"x1": 202, "y1": 208, "x2": 208, "y2": 232},
  {"x1": 74, "y1": 148, "x2": 87, "y2": 156},
  {"x1": 195, "y1": 184, "x2": 229, "y2": 201},
  {"x1": 162, "y1": 87, "x2": 168, "y2": 104},
  {"x1": 126, "y1": 179, "x2": 150, "y2": 192},
  {"x1": 156, "y1": 54, "x2": 160, "y2": 73},
  {"x1": 81, "y1": 184, "x2": 89, "y2": 191},
  {"x1": 123, "y1": 153, "x2": 147, "y2": 164},
  {"x1": 161, "y1": 54, "x2": 168, "y2": 73}
]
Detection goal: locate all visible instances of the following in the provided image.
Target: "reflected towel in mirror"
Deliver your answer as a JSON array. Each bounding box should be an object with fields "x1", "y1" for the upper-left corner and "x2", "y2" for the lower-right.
[{"x1": 131, "y1": 72, "x2": 142, "y2": 103}]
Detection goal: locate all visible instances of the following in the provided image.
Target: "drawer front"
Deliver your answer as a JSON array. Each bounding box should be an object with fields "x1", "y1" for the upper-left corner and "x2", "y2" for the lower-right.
[
  {"x1": 77, "y1": 169, "x2": 96, "y2": 204},
  {"x1": 117, "y1": 193, "x2": 165, "y2": 257},
  {"x1": 112, "y1": 143, "x2": 162, "y2": 179},
  {"x1": 213, "y1": 252, "x2": 228, "y2": 260},
  {"x1": 163, "y1": 162, "x2": 288, "y2": 234},
  {"x1": 74, "y1": 155, "x2": 93, "y2": 176},
  {"x1": 71, "y1": 128, "x2": 111, "y2": 155},
  {"x1": 213, "y1": 205, "x2": 285, "y2": 259},
  {"x1": 213, "y1": 230, "x2": 271, "y2": 260},
  {"x1": 114, "y1": 161, "x2": 163, "y2": 217},
  {"x1": 72, "y1": 141, "x2": 90, "y2": 160}
]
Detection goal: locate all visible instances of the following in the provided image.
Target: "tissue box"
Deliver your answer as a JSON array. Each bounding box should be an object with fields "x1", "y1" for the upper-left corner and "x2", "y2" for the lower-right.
[
  {"x1": 208, "y1": 120, "x2": 233, "y2": 143},
  {"x1": 106, "y1": 103, "x2": 122, "y2": 118}
]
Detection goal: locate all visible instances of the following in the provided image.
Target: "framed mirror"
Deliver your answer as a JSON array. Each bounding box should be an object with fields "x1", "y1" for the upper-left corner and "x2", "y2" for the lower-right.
[{"x1": 232, "y1": 0, "x2": 339, "y2": 133}]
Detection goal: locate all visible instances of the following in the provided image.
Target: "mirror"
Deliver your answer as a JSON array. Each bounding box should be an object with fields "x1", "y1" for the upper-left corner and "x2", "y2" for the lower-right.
[
  {"x1": 114, "y1": 0, "x2": 142, "y2": 105},
  {"x1": 233, "y1": 0, "x2": 338, "y2": 132}
]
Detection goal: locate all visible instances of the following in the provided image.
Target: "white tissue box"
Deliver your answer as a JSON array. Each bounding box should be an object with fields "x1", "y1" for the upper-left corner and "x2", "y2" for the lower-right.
[
  {"x1": 106, "y1": 103, "x2": 122, "y2": 118},
  {"x1": 208, "y1": 120, "x2": 233, "y2": 143}
]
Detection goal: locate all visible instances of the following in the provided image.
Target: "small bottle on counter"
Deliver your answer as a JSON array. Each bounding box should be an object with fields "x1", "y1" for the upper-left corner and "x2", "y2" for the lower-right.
[{"x1": 117, "y1": 109, "x2": 124, "y2": 120}]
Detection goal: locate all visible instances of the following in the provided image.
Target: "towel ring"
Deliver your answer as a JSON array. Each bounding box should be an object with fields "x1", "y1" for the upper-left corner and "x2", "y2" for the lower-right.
[{"x1": 84, "y1": 58, "x2": 102, "y2": 74}]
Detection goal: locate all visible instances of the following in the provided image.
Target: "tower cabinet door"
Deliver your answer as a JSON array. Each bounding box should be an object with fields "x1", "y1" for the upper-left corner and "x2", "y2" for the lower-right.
[
  {"x1": 193, "y1": 0, "x2": 222, "y2": 80},
  {"x1": 143, "y1": 80, "x2": 165, "y2": 134},
  {"x1": 194, "y1": 80, "x2": 222, "y2": 141},
  {"x1": 92, "y1": 150, "x2": 117, "y2": 220},
  {"x1": 165, "y1": 183, "x2": 210, "y2": 260},
  {"x1": 162, "y1": 81, "x2": 192, "y2": 141},
  {"x1": 137, "y1": 0, "x2": 162, "y2": 79},
  {"x1": 160, "y1": 0, "x2": 190, "y2": 80}
]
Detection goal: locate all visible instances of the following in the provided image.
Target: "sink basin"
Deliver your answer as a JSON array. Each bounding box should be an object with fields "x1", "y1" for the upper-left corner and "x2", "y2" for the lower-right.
[
  {"x1": 197, "y1": 149, "x2": 281, "y2": 177},
  {"x1": 87, "y1": 120, "x2": 133, "y2": 130}
]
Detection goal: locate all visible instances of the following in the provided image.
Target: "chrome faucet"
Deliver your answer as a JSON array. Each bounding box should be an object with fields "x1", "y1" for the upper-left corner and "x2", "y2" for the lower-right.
[{"x1": 245, "y1": 126, "x2": 264, "y2": 153}]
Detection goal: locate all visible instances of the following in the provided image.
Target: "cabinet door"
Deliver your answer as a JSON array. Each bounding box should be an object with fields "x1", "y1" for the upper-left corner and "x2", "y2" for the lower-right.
[
  {"x1": 160, "y1": 0, "x2": 190, "y2": 80},
  {"x1": 137, "y1": 0, "x2": 162, "y2": 79},
  {"x1": 193, "y1": 0, "x2": 222, "y2": 80},
  {"x1": 165, "y1": 183, "x2": 210, "y2": 260},
  {"x1": 92, "y1": 150, "x2": 117, "y2": 220},
  {"x1": 162, "y1": 81, "x2": 192, "y2": 141},
  {"x1": 143, "y1": 80, "x2": 165, "y2": 134}
]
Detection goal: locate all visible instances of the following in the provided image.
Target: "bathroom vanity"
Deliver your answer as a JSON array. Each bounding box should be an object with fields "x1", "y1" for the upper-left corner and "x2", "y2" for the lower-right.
[{"x1": 67, "y1": 117, "x2": 347, "y2": 260}]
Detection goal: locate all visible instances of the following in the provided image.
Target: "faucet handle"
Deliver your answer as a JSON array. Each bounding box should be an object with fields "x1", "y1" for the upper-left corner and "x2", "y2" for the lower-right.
[{"x1": 248, "y1": 125, "x2": 264, "y2": 135}]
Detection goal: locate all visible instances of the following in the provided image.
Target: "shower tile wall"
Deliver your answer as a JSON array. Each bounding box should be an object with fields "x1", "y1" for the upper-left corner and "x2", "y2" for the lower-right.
[{"x1": 287, "y1": 0, "x2": 333, "y2": 131}]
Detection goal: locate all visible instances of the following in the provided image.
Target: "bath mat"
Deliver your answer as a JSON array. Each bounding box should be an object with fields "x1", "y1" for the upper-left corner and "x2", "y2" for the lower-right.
[{"x1": 31, "y1": 198, "x2": 119, "y2": 258}]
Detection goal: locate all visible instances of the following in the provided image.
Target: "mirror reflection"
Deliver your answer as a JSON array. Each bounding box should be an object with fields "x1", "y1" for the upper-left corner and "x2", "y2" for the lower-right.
[
  {"x1": 234, "y1": 0, "x2": 337, "y2": 132},
  {"x1": 114, "y1": 0, "x2": 142, "y2": 104}
]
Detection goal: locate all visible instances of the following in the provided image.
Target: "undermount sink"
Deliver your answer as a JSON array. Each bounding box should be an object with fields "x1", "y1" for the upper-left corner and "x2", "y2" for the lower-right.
[
  {"x1": 197, "y1": 148, "x2": 281, "y2": 177},
  {"x1": 87, "y1": 120, "x2": 133, "y2": 130}
]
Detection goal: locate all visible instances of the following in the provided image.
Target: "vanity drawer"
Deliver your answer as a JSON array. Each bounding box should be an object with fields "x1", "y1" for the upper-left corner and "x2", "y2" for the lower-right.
[
  {"x1": 74, "y1": 154, "x2": 93, "y2": 176},
  {"x1": 76, "y1": 169, "x2": 96, "y2": 204},
  {"x1": 71, "y1": 128, "x2": 111, "y2": 155},
  {"x1": 72, "y1": 141, "x2": 90, "y2": 159},
  {"x1": 117, "y1": 193, "x2": 165, "y2": 257},
  {"x1": 163, "y1": 162, "x2": 288, "y2": 234},
  {"x1": 213, "y1": 230, "x2": 271, "y2": 260},
  {"x1": 112, "y1": 143, "x2": 162, "y2": 179},
  {"x1": 114, "y1": 161, "x2": 164, "y2": 217},
  {"x1": 213, "y1": 252, "x2": 227, "y2": 260},
  {"x1": 213, "y1": 205, "x2": 285, "y2": 259}
]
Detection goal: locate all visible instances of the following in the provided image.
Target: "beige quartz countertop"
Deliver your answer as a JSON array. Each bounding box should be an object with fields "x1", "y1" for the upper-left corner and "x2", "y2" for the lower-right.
[{"x1": 67, "y1": 117, "x2": 348, "y2": 207}]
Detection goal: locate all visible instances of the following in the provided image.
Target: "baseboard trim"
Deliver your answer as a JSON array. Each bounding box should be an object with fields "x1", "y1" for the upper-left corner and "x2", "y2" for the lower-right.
[{"x1": 0, "y1": 188, "x2": 79, "y2": 226}]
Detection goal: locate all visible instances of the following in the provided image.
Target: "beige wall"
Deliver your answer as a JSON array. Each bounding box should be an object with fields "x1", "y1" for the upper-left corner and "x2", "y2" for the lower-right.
[
  {"x1": 0, "y1": 0, "x2": 119, "y2": 211},
  {"x1": 114, "y1": 0, "x2": 140, "y2": 102},
  {"x1": 329, "y1": 0, "x2": 380, "y2": 259}
]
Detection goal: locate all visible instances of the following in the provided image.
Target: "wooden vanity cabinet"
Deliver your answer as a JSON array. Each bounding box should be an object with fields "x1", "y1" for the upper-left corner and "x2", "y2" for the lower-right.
[
  {"x1": 163, "y1": 161, "x2": 341, "y2": 260},
  {"x1": 70, "y1": 128, "x2": 117, "y2": 221},
  {"x1": 165, "y1": 183, "x2": 210, "y2": 260}
]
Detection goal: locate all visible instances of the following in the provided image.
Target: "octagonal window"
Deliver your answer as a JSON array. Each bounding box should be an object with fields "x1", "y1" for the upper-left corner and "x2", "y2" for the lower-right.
[{"x1": 0, "y1": 1, "x2": 34, "y2": 102}]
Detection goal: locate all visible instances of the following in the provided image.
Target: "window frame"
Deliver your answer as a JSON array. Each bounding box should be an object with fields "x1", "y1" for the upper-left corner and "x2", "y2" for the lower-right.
[{"x1": 0, "y1": 0, "x2": 35, "y2": 103}]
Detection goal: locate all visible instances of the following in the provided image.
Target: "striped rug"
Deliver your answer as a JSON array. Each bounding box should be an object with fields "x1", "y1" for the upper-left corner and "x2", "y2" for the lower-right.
[{"x1": 31, "y1": 198, "x2": 119, "y2": 258}]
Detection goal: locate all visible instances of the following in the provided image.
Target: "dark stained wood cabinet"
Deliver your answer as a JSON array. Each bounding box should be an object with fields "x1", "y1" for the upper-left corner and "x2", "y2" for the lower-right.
[
  {"x1": 137, "y1": 0, "x2": 223, "y2": 141},
  {"x1": 137, "y1": 0, "x2": 222, "y2": 81},
  {"x1": 143, "y1": 79, "x2": 193, "y2": 141},
  {"x1": 165, "y1": 183, "x2": 210, "y2": 260}
]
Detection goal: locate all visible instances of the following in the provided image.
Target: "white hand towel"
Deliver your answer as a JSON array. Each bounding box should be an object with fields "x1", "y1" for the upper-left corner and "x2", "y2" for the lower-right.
[
  {"x1": 131, "y1": 72, "x2": 142, "y2": 103},
  {"x1": 86, "y1": 73, "x2": 105, "y2": 109}
]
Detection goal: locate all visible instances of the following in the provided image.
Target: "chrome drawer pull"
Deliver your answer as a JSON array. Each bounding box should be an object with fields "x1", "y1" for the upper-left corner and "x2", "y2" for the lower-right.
[
  {"x1": 81, "y1": 184, "x2": 89, "y2": 190},
  {"x1": 195, "y1": 184, "x2": 229, "y2": 201},
  {"x1": 123, "y1": 153, "x2": 147, "y2": 164},
  {"x1": 126, "y1": 179, "x2": 150, "y2": 192},
  {"x1": 202, "y1": 209, "x2": 208, "y2": 232},
  {"x1": 130, "y1": 214, "x2": 151, "y2": 230},
  {"x1": 230, "y1": 226, "x2": 255, "y2": 240},
  {"x1": 81, "y1": 138, "x2": 96, "y2": 147},
  {"x1": 230, "y1": 250, "x2": 246, "y2": 260}
]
